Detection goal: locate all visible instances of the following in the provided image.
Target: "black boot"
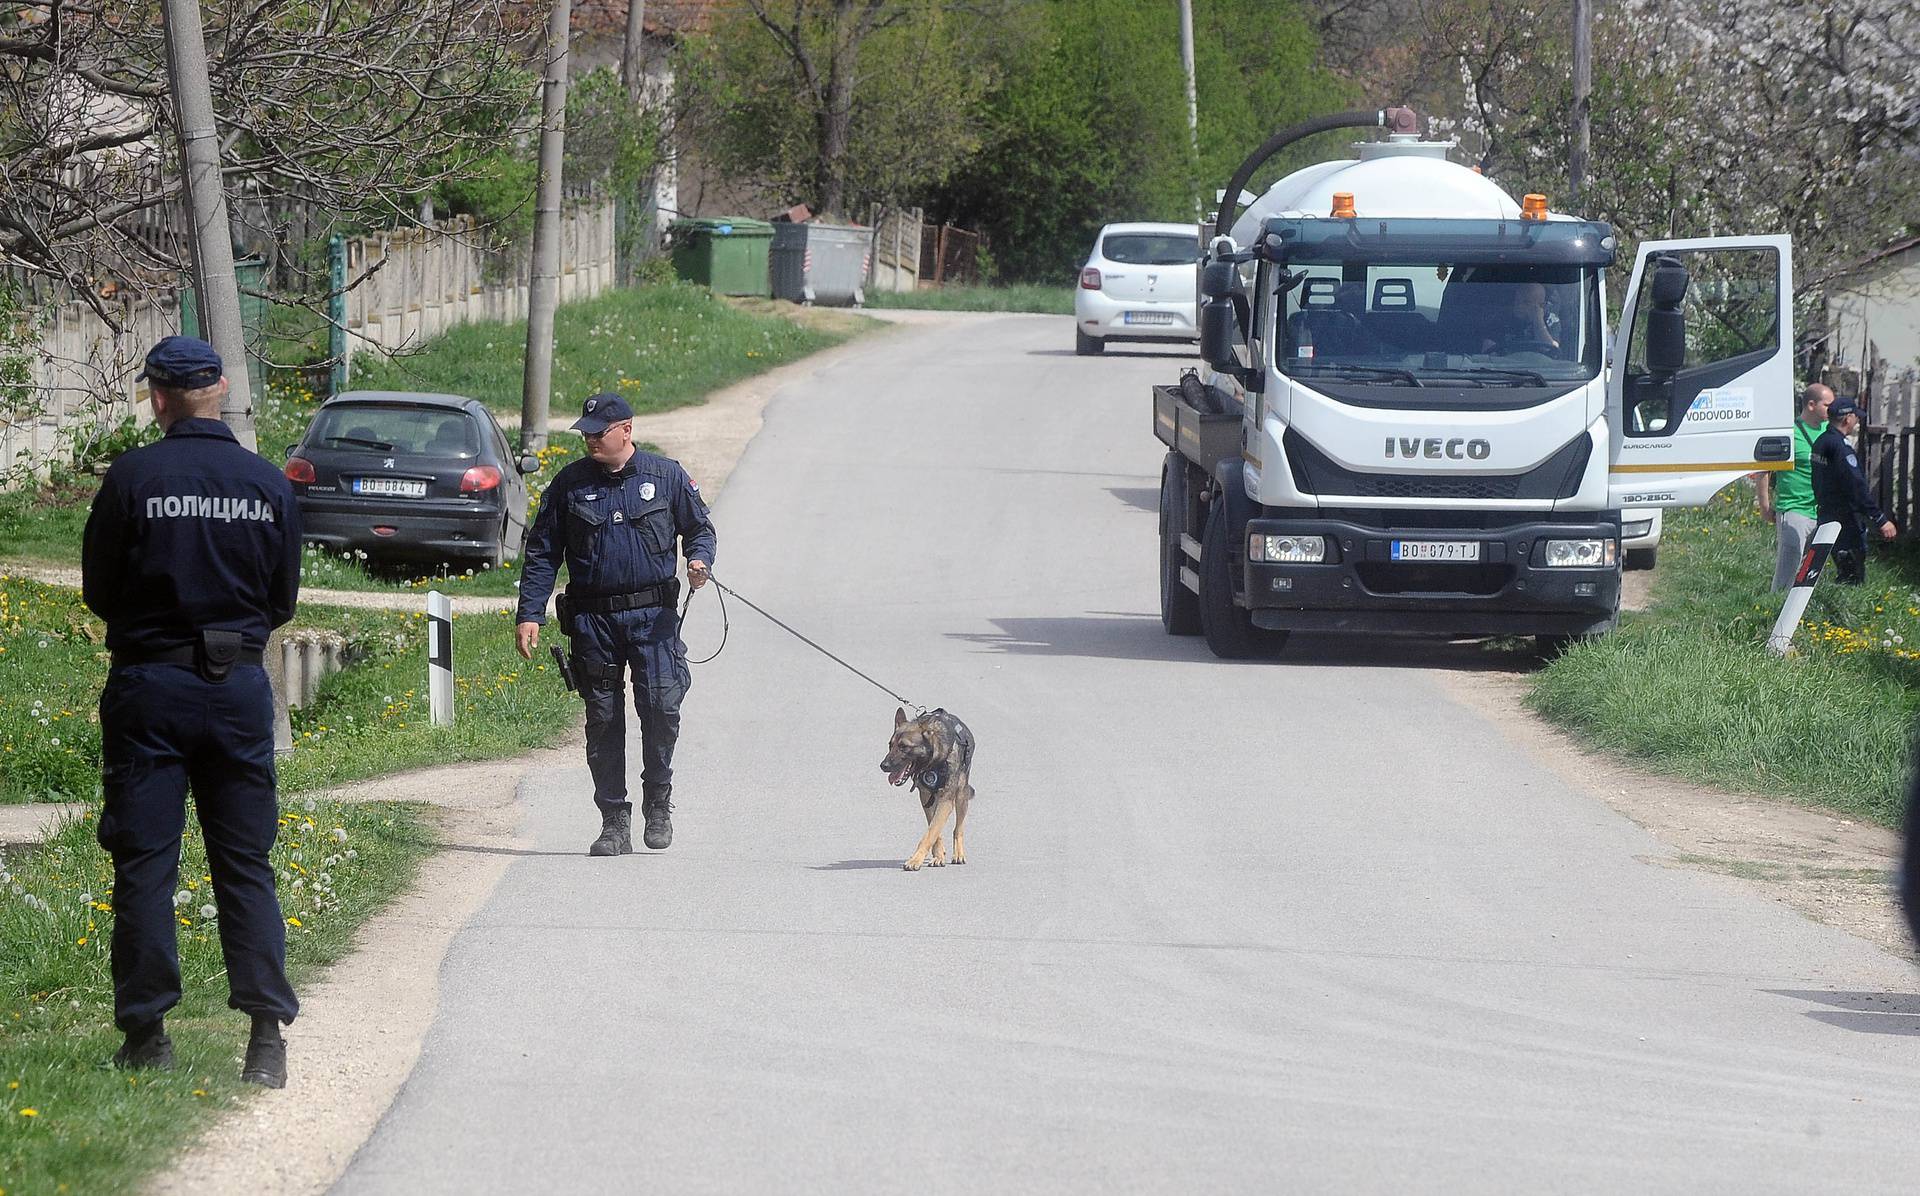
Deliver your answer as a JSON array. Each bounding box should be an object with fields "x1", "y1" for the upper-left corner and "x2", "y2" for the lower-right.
[
  {"x1": 641, "y1": 786, "x2": 673, "y2": 850},
  {"x1": 589, "y1": 804, "x2": 633, "y2": 856},
  {"x1": 241, "y1": 1015, "x2": 287, "y2": 1089},
  {"x1": 112, "y1": 1020, "x2": 174, "y2": 1071}
]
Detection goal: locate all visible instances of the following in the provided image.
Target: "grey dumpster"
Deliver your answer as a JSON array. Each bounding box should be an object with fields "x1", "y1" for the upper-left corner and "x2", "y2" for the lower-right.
[{"x1": 769, "y1": 221, "x2": 871, "y2": 306}]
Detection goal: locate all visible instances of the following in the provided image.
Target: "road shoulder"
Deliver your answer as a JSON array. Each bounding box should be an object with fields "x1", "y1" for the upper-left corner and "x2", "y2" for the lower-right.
[{"x1": 1441, "y1": 668, "x2": 1912, "y2": 959}]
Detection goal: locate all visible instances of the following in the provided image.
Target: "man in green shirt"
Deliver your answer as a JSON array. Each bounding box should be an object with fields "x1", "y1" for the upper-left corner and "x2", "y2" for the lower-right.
[{"x1": 1757, "y1": 382, "x2": 1833, "y2": 589}]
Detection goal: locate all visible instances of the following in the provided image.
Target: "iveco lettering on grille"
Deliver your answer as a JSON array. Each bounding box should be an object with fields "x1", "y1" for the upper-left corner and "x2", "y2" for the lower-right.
[{"x1": 1382, "y1": 437, "x2": 1492, "y2": 461}]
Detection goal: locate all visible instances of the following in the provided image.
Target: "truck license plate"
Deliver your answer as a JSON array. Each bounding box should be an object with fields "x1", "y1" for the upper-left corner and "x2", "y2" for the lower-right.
[
  {"x1": 1391, "y1": 540, "x2": 1480, "y2": 562},
  {"x1": 352, "y1": 477, "x2": 427, "y2": 498},
  {"x1": 1124, "y1": 311, "x2": 1173, "y2": 326}
]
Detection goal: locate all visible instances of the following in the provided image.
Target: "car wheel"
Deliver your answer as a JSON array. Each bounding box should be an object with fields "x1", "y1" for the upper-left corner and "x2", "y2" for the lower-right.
[
  {"x1": 1533, "y1": 632, "x2": 1602, "y2": 657},
  {"x1": 1200, "y1": 500, "x2": 1284, "y2": 659},
  {"x1": 1159, "y1": 457, "x2": 1201, "y2": 636},
  {"x1": 1075, "y1": 327, "x2": 1105, "y2": 356},
  {"x1": 482, "y1": 521, "x2": 508, "y2": 571},
  {"x1": 1624, "y1": 546, "x2": 1657, "y2": 571}
]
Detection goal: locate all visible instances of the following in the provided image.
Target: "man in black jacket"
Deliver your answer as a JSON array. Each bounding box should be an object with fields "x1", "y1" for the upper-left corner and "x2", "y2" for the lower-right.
[
  {"x1": 82, "y1": 336, "x2": 301, "y2": 1088},
  {"x1": 1810, "y1": 396, "x2": 1897, "y2": 585}
]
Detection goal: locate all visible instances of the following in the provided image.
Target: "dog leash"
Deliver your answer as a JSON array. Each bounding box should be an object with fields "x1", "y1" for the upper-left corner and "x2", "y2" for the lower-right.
[{"x1": 679, "y1": 571, "x2": 927, "y2": 715}]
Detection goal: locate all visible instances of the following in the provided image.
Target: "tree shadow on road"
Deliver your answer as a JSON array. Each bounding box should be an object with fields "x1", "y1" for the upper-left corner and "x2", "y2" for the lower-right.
[
  {"x1": 1764, "y1": 989, "x2": 1920, "y2": 1035},
  {"x1": 948, "y1": 614, "x2": 1547, "y2": 672},
  {"x1": 1026, "y1": 348, "x2": 1198, "y2": 360},
  {"x1": 442, "y1": 842, "x2": 586, "y2": 859}
]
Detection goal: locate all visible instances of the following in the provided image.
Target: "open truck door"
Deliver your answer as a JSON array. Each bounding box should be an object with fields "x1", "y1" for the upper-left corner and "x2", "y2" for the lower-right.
[{"x1": 1607, "y1": 235, "x2": 1794, "y2": 508}]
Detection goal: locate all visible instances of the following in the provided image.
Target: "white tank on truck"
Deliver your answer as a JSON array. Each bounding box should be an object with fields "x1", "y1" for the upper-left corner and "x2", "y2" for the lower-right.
[{"x1": 1156, "y1": 108, "x2": 1793, "y2": 657}]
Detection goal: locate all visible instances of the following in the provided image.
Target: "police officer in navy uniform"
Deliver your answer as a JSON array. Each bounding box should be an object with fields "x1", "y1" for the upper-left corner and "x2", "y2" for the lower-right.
[
  {"x1": 81, "y1": 337, "x2": 301, "y2": 1087},
  {"x1": 1811, "y1": 396, "x2": 1897, "y2": 585},
  {"x1": 515, "y1": 393, "x2": 715, "y2": 856}
]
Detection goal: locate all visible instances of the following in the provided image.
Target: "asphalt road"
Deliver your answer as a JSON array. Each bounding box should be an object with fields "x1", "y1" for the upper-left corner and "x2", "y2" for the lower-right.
[{"x1": 336, "y1": 315, "x2": 1920, "y2": 1193}]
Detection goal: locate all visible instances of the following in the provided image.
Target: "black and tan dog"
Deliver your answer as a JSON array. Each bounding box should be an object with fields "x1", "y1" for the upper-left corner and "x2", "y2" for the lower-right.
[{"x1": 879, "y1": 707, "x2": 976, "y2": 871}]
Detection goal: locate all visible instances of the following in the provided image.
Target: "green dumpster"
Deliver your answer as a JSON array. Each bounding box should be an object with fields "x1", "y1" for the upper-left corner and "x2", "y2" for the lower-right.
[
  {"x1": 180, "y1": 255, "x2": 270, "y2": 404},
  {"x1": 668, "y1": 217, "x2": 774, "y2": 297}
]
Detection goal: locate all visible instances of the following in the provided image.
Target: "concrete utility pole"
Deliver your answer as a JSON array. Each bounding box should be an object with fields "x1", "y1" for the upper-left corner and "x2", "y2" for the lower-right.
[
  {"x1": 621, "y1": 0, "x2": 649, "y2": 278},
  {"x1": 1570, "y1": 0, "x2": 1591, "y2": 208},
  {"x1": 1178, "y1": 0, "x2": 1200, "y2": 210},
  {"x1": 160, "y1": 0, "x2": 254, "y2": 448},
  {"x1": 521, "y1": 0, "x2": 573, "y2": 453}
]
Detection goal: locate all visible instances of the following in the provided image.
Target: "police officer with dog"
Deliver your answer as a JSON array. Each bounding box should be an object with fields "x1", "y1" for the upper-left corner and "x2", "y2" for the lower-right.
[
  {"x1": 516, "y1": 393, "x2": 715, "y2": 856},
  {"x1": 81, "y1": 336, "x2": 302, "y2": 1087},
  {"x1": 1811, "y1": 395, "x2": 1897, "y2": 585}
]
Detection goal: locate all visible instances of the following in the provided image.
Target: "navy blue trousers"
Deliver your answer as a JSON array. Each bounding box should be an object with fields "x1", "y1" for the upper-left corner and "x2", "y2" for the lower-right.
[
  {"x1": 1830, "y1": 517, "x2": 1868, "y2": 585},
  {"x1": 96, "y1": 664, "x2": 298, "y2": 1031},
  {"x1": 570, "y1": 607, "x2": 689, "y2": 812}
]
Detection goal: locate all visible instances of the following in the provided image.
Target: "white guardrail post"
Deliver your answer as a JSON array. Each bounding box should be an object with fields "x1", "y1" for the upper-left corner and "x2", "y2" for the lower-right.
[
  {"x1": 427, "y1": 590, "x2": 454, "y2": 725},
  {"x1": 1766, "y1": 521, "x2": 1842, "y2": 657}
]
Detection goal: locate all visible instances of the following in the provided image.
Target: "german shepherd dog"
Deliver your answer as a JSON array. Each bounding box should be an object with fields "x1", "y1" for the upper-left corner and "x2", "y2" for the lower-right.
[{"x1": 879, "y1": 707, "x2": 976, "y2": 871}]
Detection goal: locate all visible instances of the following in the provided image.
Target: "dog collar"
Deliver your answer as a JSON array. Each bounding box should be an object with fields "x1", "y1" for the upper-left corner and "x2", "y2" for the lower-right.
[{"x1": 919, "y1": 766, "x2": 946, "y2": 790}]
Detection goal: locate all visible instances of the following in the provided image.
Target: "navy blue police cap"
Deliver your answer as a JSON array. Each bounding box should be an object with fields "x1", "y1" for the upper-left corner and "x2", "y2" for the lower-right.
[
  {"x1": 1828, "y1": 396, "x2": 1861, "y2": 419},
  {"x1": 572, "y1": 392, "x2": 634, "y2": 436},
  {"x1": 137, "y1": 336, "x2": 224, "y2": 389}
]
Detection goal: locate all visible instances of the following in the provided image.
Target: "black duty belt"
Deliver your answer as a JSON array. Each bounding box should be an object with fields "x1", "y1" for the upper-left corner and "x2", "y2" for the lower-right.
[
  {"x1": 112, "y1": 645, "x2": 264, "y2": 669},
  {"x1": 565, "y1": 580, "x2": 678, "y2": 615}
]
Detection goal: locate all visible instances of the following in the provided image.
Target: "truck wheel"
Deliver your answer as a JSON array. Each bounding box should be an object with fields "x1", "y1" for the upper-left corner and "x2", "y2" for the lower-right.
[
  {"x1": 1160, "y1": 458, "x2": 1202, "y2": 635},
  {"x1": 1199, "y1": 500, "x2": 1271, "y2": 660},
  {"x1": 1075, "y1": 328, "x2": 1105, "y2": 356},
  {"x1": 1624, "y1": 546, "x2": 1657, "y2": 571}
]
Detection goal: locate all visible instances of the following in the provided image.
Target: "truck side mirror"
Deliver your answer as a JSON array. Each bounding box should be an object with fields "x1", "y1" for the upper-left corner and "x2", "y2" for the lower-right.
[
  {"x1": 1199, "y1": 261, "x2": 1238, "y2": 301},
  {"x1": 1645, "y1": 256, "x2": 1689, "y2": 377},
  {"x1": 1199, "y1": 299, "x2": 1243, "y2": 374}
]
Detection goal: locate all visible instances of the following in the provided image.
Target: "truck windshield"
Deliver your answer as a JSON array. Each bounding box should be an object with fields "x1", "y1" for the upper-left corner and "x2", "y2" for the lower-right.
[{"x1": 1275, "y1": 261, "x2": 1601, "y2": 388}]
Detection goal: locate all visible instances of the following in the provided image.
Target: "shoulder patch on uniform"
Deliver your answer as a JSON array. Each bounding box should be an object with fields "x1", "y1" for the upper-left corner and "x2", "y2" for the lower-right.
[{"x1": 1846, "y1": 452, "x2": 1859, "y2": 467}]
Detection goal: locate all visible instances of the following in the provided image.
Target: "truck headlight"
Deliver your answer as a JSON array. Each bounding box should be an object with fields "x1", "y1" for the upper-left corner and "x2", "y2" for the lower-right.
[
  {"x1": 1621, "y1": 519, "x2": 1653, "y2": 539},
  {"x1": 1250, "y1": 534, "x2": 1327, "y2": 563},
  {"x1": 1544, "y1": 538, "x2": 1617, "y2": 567}
]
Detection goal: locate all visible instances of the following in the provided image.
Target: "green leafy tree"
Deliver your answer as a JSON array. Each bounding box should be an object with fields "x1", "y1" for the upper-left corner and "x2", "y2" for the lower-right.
[
  {"x1": 677, "y1": 0, "x2": 1004, "y2": 219},
  {"x1": 929, "y1": 0, "x2": 1348, "y2": 282}
]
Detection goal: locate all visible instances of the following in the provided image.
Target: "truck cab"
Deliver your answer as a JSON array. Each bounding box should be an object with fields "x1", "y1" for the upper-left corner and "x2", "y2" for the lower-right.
[{"x1": 1157, "y1": 128, "x2": 1793, "y2": 657}]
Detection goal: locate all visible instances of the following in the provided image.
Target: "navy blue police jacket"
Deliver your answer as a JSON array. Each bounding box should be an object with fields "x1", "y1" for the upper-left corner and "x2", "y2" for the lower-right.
[
  {"x1": 81, "y1": 418, "x2": 302, "y2": 653},
  {"x1": 516, "y1": 449, "x2": 716, "y2": 625},
  {"x1": 1811, "y1": 426, "x2": 1888, "y2": 527}
]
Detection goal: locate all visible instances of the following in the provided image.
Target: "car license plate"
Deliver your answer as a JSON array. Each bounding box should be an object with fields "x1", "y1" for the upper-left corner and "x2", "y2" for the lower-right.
[
  {"x1": 1391, "y1": 539, "x2": 1480, "y2": 562},
  {"x1": 352, "y1": 477, "x2": 427, "y2": 498},
  {"x1": 1124, "y1": 311, "x2": 1174, "y2": 326}
]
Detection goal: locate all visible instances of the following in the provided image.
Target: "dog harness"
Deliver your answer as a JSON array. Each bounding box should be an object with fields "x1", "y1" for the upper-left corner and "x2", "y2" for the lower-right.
[{"x1": 916, "y1": 708, "x2": 974, "y2": 791}]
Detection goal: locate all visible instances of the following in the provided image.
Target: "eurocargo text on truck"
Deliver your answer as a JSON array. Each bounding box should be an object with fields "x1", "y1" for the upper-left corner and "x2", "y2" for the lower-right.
[{"x1": 1156, "y1": 107, "x2": 1793, "y2": 658}]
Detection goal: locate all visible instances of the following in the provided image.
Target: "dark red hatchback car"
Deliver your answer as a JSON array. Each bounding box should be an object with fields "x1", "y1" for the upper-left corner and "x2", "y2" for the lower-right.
[{"x1": 284, "y1": 391, "x2": 536, "y2": 568}]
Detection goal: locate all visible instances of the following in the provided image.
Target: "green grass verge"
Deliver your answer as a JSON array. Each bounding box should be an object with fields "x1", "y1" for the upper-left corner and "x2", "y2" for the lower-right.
[
  {"x1": 0, "y1": 575, "x2": 579, "y2": 805},
  {"x1": 344, "y1": 281, "x2": 849, "y2": 416},
  {"x1": 865, "y1": 284, "x2": 1073, "y2": 314},
  {"x1": 1, "y1": 799, "x2": 433, "y2": 1195},
  {"x1": 1530, "y1": 483, "x2": 1920, "y2": 827}
]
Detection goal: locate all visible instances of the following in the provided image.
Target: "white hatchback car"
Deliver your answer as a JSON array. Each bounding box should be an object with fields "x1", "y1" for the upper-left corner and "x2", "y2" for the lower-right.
[{"x1": 1074, "y1": 222, "x2": 1200, "y2": 355}]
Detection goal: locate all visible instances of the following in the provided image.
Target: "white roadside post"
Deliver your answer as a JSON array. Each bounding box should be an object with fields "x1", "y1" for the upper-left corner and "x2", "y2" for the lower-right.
[
  {"x1": 427, "y1": 590, "x2": 454, "y2": 725},
  {"x1": 1766, "y1": 521, "x2": 1842, "y2": 656}
]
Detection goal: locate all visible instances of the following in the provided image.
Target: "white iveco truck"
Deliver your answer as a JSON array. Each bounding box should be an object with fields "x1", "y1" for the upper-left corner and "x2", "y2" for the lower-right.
[{"x1": 1156, "y1": 108, "x2": 1794, "y2": 657}]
